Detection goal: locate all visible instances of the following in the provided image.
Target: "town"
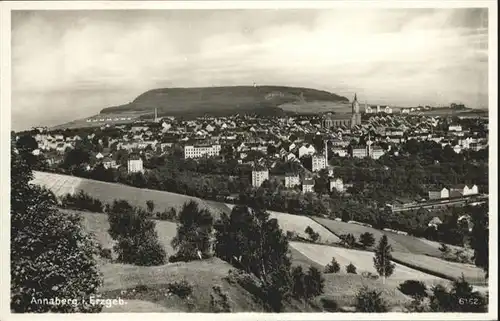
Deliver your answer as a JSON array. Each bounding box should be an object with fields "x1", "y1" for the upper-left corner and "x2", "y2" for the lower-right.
[{"x1": 16, "y1": 94, "x2": 489, "y2": 237}]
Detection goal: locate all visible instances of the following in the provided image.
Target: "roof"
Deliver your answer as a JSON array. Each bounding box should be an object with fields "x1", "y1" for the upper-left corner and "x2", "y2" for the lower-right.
[
  {"x1": 303, "y1": 179, "x2": 315, "y2": 185},
  {"x1": 429, "y1": 217, "x2": 443, "y2": 225}
]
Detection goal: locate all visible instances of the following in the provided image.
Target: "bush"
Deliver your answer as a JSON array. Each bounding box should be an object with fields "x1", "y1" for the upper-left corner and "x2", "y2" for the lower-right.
[
  {"x1": 340, "y1": 233, "x2": 356, "y2": 248},
  {"x1": 11, "y1": 150, "x2": 102, "y2": 312},
  {"x1": 324, "y1": 257, "x2": 340, "y2": 274},
  {"x1": 100, "y1": 248, "x2": 113, "y2": 260},
  {"x1": 359, "y1": 232, "x2": 375, "y2": 248},
  {"x1": 60, "y1": 191, "x2": 103, "y2": 213},
  {"x1": 167, "y1": 280, "x2": 193, "y2": 299},
  {"x1": 398, "y1": 280, "x2": 428, "y2": 298},
  {"x1": 320, "y1": 297, "x2": 339, "y2": 312},
  {"x1": 429, "y1": 276, "x2": 487, "y2": 312},
  {"x1": 346, "y1": 263, "x2": 357, "y2": 274},
  {"x1": 157, "y1": 207, "x2": 177, "y2": 221},
  {"x1": 210, "y1": 285, "x2": 231, "y2": 312},
  {"x1": 305, "y1": 226, "x2": 320, "y2": 243},
  {"x1": 355, "y1": 286, "x2": 388, "y2": 312}
]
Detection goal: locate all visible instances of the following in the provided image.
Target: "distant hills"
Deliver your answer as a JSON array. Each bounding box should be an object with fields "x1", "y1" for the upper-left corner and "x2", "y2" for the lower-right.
[{"x1": 99, "y1": 86, "x2": 350, "y2": 118}]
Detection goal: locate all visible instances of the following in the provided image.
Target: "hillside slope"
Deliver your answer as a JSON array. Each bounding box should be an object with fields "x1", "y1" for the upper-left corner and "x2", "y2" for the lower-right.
[{"x1": 99, "y1": 86, "x2": 349, "y2": 117}]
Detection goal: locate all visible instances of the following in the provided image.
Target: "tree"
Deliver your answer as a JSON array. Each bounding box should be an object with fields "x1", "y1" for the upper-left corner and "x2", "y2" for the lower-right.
[
  {"x1": 355, "y1": 287, "x2": 388, "y2": 312},
  {"x1": 146, "y1": 200, "x2": 155, "y2": 214},
  {"x1": 171, "y1": 200, "x2": 214, "y2": 261},
  {"x1": 303, "y1": 266, "x2": 325, "y2": 301},
  {"x1": 359, "y1": 232, "x2": 375, "y2": 248},
  {"x1": 373, "y1": 235, "x2": 396, "y2": 283},
  {"x1": 11, "y1": 146, "x2": 102, "y2": 312},
  {"x1": 346, "y1": 263, "x2": 357, "y2": 274},
  {"x1": 107, "y1": 199, "x2": 166, "y2": 266},
  {"x1": 340, "y1": 233, "x2": 356, "y2": 248},
  {"x1": 214, "y1": 205, "x2": 292, "y2": 312},
  {"x1": 291, "y1": 266, "x2": 306, "y2": 299},
  {"x1": 469, "y1": 204, "x2": 489, "y2": 278},
  {"x1": 324, "y1": 257, "x2": 340, "y2": 274},
  {"x1": 305, "y1": 226, "x2": 320, "y2": 243}
]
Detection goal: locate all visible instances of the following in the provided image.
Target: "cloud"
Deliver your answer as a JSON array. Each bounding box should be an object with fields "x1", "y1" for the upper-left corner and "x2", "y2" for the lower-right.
[{"x1": 11, "y1": 8, "x2": 488, "y2": 130}]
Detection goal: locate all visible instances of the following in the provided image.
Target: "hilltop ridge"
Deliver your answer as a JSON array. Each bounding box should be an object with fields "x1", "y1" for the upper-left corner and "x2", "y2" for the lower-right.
[{"x1": 99, "y1": 85, "x2": 350, "y2": 117}]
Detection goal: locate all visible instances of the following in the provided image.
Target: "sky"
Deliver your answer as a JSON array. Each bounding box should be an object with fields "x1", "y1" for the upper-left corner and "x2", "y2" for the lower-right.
[{"x1": 11, "y1": 8, "x2": 489, "y2": 130}]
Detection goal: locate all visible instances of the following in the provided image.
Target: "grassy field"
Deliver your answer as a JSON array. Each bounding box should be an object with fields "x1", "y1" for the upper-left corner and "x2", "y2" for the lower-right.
[
  {"x1": 69, "y1": 209, "x2": 178, "y2": 256},
  {"x1": 391, "y1": 252, "x2": 487, "y2": 286},
  {"x1": 32, "y1": 171, "x2": 227, "y2": 218},
  {"x1": 225, "y1": 204, "x2": 341, "y2": 244},
  {"x1": 312, "y1": 217, "x2": 442, "y2": 257},
  {"x1": 289, "y1": 241, "x2": 448, "y2": 289}
]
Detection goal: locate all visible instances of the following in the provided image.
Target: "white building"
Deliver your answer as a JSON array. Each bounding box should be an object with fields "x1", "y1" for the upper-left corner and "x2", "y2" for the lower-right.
[
  {"x1": 285, "y1": 173, "x2": 300, "y2": 188},
  {"x1": 365, "y1": 105, "x2": 374, "y2": 114},
  {"x1": 184, "y1": 144, "x2": 221, "y2": 159},
  {"x1": 312, "y1": 154, "x2": 327, "y2": 172},
  {"x1": 127, "y1": 157, "x2": 144, "y2": 173},
  {"x1": 384, "y1": 106, "x2": 393, "y2": 114},
  {"x1": 428, "y1": 187, "x2": 449, "y2": 200},
  {"x1": 252, "y1": 169, "x2": 269, "y2": 187},
  {"x1": 298, "y1": 144, "x2": 316, "y2": 158},
  {"x1": 448, "y1": 125, "x2": 463, "y2": 132},
  {"x1": 329, "y1": 178, "x2": 344, "y2": 193},
  {"x1": 302, "y1": 179, "x2": 315, "y2": 193}
]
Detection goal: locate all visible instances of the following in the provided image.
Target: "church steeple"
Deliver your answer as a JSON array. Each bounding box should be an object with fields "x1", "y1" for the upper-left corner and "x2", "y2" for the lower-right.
[{"x1": 354, "y1": 93, "x2": 357, "y2": 102}]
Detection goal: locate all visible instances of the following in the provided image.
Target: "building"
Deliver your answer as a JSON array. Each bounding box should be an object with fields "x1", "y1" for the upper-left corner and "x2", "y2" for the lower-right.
[
  {"x1": 322, "y1": 93, "x2": 362, "y2": 129},
  {"x1": 448, "y1": 125, "x2": 463, "y2": 132},
  {"x1": 384, "y1": 106, "x2": 393, "y2": 114},
  {"x1": 252, "y1": 169, "x2": 269, "y2": 187},
  {"x1": 312, "y1": 154, "x2": 327, "y2": 172},
  {"x1": 285, "y1": 173, "x2": 300, "y2": 188},
  {"x1": 369, "y1": 146, "x2": 385, "y2": 159},
  {"x1": 428, "y1": 187, "x2": 449, "y2": 200},
  {"x1": 329, "y1": 178, "x2": 344, "y2": 193},
  {"x1": 102, "y1": 157, "x2": 117, "y2": 169},
  {"x1": 365, "y1": 105, "x2": 374, "y2": 114},
  {"x1": 127, "y1": 155, "x2": 144, "y2": 173},
  {"x1": 184, "y1": 144, "x2": 221, "y2": 159},
  {"x1": 350, "y1": 94, "x2": 362, "y2": 127},
  {"x1": 428, "y1": 217, "x2": 443, "y2": 229},
  {"x1": 298, "y1": 144, "x2": 316, "y2": 158},
  {"x1": 450, "y1": 184, "x2": 479, "y2": 197},
  {"x1": 302, "y1": 179, "x2": 315, "y2": 193},
  {"x1": 352, "y1": 147, "x2": 368, "y2": 158}
]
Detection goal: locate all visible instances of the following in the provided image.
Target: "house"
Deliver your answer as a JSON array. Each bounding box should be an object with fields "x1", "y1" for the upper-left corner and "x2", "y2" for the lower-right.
[
  {"x1": 428, "y1": 217, "x2": 443, "y2": 229},
  {"x1": 351, "y1": 147, "x2": 367, "y2": 158},
  {"x1": 95, "y1": 152, "x2": 104, "y2": 160},
  {"x1": 449, "y1": 184, "x2": 476, "y2": 198},
  {"x1": 384, "y1": 106, "x2": 393, "y2": 114},
  {"x1": 365, "y1": 105, "x2": 374, "y2": 114},
  {"x1": 284, "y1": 153, "x2": 296, "y2": 161},
  {"x1": 331, "y1": 147, "x2": 347, "y2": 157},
  {"x1": 127, "y1": 155, "x2": 144, "y2": 173},
  {"x1": 102, "y1": 157, "x2": 117, "y2": 169},
  {"x1": 329, "y1": 178, "x2": 344, "y2": 193},
  {"x1": 285, "y1": 173, "x2": 300, "y2": 188},
  {"x1": 369, "y1": 146, "x2": 385, "y2": 160},
  {"x1": 298, "y1": 144, "x2": 316, "y2": 158},
  {"x1": 311, "y1": 154, "x2": 327, "y2": 172},
  {"x1": 302, "y1": 179, "x2": 315, "y2": 193},
  {"x1": 448, "y1": 125, "x2": 463, "y2": 132},
  {"x1": 184, "y1": 144, "x2": 221, "y2": 159},
  {"x1": 453, "y1": 145, "x2": 462, "y2": 154},
  {"x1": 428, "y1": 187, "x2": 449, "y2": 200},
  {"x1": 252, "y1": 169, "x2": 269, "y2": 187}
]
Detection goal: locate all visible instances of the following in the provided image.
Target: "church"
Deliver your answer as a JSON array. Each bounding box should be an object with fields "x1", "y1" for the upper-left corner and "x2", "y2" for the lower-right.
[{"x1": 322, "y1": 93, "x2": 363, "y2": 129}]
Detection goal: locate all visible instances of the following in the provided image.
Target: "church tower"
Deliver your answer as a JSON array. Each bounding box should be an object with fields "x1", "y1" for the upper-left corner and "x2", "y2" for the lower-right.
[{"x1": 351, "y1": 93, "x2": 362, "y2": 127}]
